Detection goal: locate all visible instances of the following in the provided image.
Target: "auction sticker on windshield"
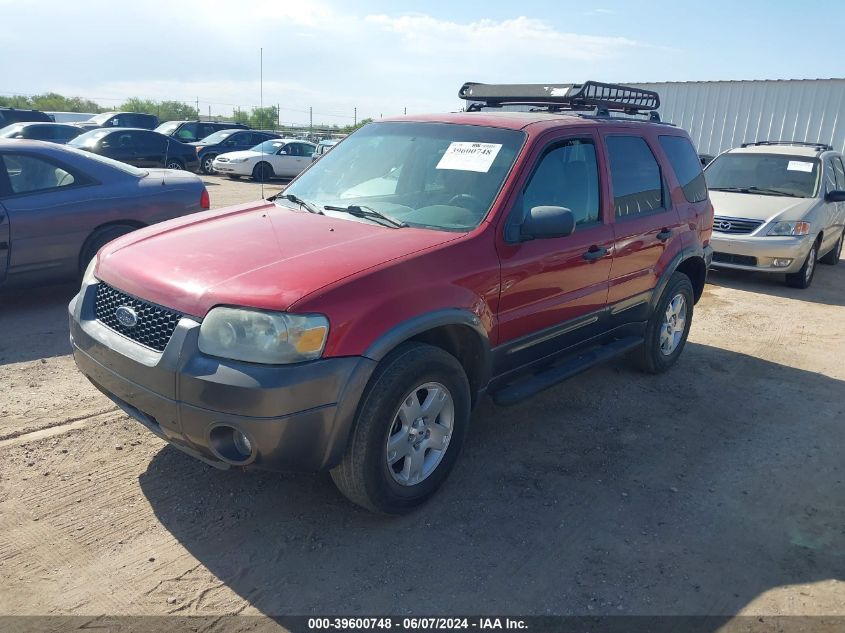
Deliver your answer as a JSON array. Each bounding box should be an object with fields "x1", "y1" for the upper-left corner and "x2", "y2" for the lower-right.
[
  {"x1": 787, "y1": 160, "x2": 814, "y2": 172},
  {"x1": 437, "y1": 142, "x2": 502, "y2": 172}
]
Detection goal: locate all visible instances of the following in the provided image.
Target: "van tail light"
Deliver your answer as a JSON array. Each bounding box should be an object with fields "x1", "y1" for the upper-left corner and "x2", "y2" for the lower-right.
[{"x1": 200, "y1": 188, "x2": 210, "y2": 210}]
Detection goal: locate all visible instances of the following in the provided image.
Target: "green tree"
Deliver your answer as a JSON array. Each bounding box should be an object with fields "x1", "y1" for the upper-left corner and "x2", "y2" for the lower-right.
[
  {"x1": 232, "y1": 109, "x2": 250, "y2": 125},
  {"x1": 119, "y1": 97, "x2": 198, "y2": 121},
  {"x1": 0, "y1": 93, "x2": 104, "y2": 113},
  {"x1": 340, "y1": 117, "x2": 373, "y2": 134},
  {"x1": 248, "y1": 106, "x2": 278, "y2": 130}
]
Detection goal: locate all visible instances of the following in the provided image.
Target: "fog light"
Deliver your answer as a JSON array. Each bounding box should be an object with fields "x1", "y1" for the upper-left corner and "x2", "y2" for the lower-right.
[
  {"x1": 772, "y1": 258, "x2": 793, "y2": 267},
  {"x1": 232, "y1": 430, "x2": 252, "y2": 457}
]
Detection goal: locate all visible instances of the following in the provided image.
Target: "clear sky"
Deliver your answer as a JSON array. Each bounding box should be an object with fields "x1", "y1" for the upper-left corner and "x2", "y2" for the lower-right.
[{"x1": 1, "y1": 0, "x2": 843, "y2": 125}]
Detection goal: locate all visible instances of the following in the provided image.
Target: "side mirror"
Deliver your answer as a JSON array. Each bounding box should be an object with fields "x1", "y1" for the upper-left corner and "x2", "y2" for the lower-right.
[
  {"x1": 825, "y1": 190, "x2": 845, "y2": 203},
  {"x1": 520, "y1": 206, "x2": 575, "y2": 240}
]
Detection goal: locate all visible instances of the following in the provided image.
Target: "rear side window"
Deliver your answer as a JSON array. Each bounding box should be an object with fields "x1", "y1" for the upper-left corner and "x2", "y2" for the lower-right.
[
  {"x1": 658, "y1": 135, "x2": 707, "y2": 203},
  {"x1": 522, "y1": 139, "x2": 600, "y2": 226},
  {"x1": 606, "y1": 136, "x2": 665, "y2": 217},
  {"x1": 1, "y1": 154, "x2": 76, "y2": 195}
]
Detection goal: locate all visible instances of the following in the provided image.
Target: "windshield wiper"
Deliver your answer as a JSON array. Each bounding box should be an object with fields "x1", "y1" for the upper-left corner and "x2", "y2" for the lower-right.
[
  {"x1": 710, "y1": 186, "x2": 800, "y2": 197},
  {"x1": 274, "y1": 193, "x2": 324, "y2": 215},
  {"x1": 323, "y1": 204, "x2": 407, "y2": 228}
]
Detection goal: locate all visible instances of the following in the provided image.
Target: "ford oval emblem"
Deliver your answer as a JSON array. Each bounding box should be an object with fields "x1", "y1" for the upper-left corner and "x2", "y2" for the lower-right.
[{"x1": 115, "y1": 306, "x2": 139, "y2": 328}]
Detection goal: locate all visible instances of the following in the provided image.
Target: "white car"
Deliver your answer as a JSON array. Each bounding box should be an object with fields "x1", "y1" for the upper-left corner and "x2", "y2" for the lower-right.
[{"x1": 212, "y1": 138, "x2": 317, "y2": 181}]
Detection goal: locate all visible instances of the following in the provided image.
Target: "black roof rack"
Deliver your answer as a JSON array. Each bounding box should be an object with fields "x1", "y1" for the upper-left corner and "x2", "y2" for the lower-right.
[
  {"x1": 741, "y1": 140, "x2": 833, "y2": 151},
  {"x1": 459, "y1": 81, "x2": 661, "y2": 117}
]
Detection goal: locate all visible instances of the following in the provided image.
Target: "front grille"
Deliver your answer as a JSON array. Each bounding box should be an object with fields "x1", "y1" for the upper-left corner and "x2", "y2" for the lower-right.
[
  {"x1": 713, "y1": 216, "x2": 764, "y2": 235},
  {"x1": 713, "y1": 252, "x2": 758, "y2": 267},
  {"x1": 94, "y1": 283, "x2": 182, "y2": 352}
]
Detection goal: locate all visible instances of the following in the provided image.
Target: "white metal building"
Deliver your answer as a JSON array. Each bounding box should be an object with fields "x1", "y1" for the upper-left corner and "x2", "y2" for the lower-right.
[{"x1": 630, "y1": 79, "x2": 845, "y2": 156}]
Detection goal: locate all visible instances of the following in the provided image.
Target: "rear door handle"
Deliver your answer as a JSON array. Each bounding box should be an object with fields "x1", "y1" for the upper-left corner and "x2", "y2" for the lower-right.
[
  {"x1": 582, "y1": 246, "x2": 608, "y2": 261},
  {"x1": 657, "y1": 228, "x2": 673, "y2": 242}
]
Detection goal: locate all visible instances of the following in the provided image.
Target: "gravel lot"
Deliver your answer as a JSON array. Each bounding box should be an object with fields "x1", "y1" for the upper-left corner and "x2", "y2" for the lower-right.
[{"x1": 1, "y1": 174, "x2": 843, "y2": 618}]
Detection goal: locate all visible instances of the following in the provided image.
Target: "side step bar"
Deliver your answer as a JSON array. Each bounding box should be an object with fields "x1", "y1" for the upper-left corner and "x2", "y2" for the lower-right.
[{"x1": 492, "y1": 336, "x2": 644, "y2": 406}]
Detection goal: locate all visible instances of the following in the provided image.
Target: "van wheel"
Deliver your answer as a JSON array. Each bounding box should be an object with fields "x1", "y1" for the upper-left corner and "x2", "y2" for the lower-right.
[
  {"x1": 252, "y1": 162, "x2": 273, "y2": 182},
  {"x1": 79, "y1": 225, "x2": 136, "y2": 279},
  {"x1": 785, "y1": 241, "x2": 819, "y2": 288},
  {"x1": 819, "y1": 230, "x2": 844, "y2": 265},
  {"x1": 331, "y1": 342, "x2": 470, "y2": 514},
  {"x1": 635, "y1": 272, "x2": 694, "y2": 374}
]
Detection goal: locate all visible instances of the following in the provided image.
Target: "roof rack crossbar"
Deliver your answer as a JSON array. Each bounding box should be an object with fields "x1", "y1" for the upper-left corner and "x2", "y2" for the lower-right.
[
  {"x1": 459, "y1": 81, "x2": 660, "y2": 115},
  {"x1": 741, "y1": 140, "x2": 833, "y2": 151}
]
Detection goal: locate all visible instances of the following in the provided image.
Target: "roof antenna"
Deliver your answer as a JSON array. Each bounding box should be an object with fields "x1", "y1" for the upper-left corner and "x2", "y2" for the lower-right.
[{"x1": 260, "y1": 46, "x2": 265, "y2": 200}]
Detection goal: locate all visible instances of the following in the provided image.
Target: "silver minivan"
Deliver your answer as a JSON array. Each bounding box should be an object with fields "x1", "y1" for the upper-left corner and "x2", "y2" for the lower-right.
[{"x1": 705, "y1": 141, "x2": 845, "y2": 288}]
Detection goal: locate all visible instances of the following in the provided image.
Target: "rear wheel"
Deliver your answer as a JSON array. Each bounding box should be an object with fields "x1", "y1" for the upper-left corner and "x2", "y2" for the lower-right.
[
  {"x1": 252, "y1": 162, "x2": 273, "y2": 182},
  {"x1": 785, "y1": 241, "x2": 819, "y2": 288},
  {"x1": 79, "y1": 225, "x2": 136, "y2": 279},
  {"x1": 819, "y1": 230, "x2": 844, "y2": 265},
  {"x1": 165, "y1": 158, "x2": 184, "y2": 170},
  {"x1": 201, "y1": 154, "x2": 217, "y2": 175},
  {"x1": 635, "y1": 272, "x2": 694, "y2": 374},
  {"x1": 331, "y1": 342, "x2": 471, "y2": 514}
]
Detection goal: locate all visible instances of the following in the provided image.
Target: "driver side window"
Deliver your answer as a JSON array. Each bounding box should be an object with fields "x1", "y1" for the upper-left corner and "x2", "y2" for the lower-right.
[{"x1": 522, "y1": 139, "x2": 600, "y2": 226}]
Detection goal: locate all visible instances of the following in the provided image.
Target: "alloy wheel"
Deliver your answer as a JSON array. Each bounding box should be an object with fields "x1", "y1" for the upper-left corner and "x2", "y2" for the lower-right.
[
  {"x1": 385, "y1": 382, "x2": 455, "y2": 486},
  {"x1": 805, "y1": 246, "x2": 817, "y2": 283},
  {"x1": 659, "y1": 293, "x2": 687, "y2": 356}
]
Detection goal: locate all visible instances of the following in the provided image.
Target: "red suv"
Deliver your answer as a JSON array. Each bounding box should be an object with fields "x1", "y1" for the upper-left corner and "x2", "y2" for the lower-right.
[{"x1": 69, "y1": 82, "x2": 713, "y2": 513}]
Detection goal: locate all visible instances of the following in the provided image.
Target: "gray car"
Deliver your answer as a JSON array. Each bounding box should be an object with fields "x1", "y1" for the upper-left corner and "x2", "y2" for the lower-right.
[
  {"x1": 705, "y1": 141, "x2": 845, "y2": 288},
  {"x1": 0, "y1": 140, "x2": 209, "y2": 288}
]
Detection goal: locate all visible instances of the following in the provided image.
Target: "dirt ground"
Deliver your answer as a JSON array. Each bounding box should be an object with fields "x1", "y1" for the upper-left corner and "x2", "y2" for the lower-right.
[{"x1": 1, "y1": 175, "x2": 843, "y2": 620}]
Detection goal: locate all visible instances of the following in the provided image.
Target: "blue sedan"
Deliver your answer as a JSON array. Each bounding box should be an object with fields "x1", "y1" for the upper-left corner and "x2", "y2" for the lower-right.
[{"x1": 0, "y1": 140, "x2": 210, "y2": 288}]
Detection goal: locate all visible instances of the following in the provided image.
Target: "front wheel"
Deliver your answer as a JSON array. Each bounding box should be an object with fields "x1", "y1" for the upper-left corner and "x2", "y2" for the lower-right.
[
  {"x1": 785, "y1": 241, "x2": 818, "y2": 288},
  {"x1": 635, "y1": 272, "x2": 694, "y2": 374},
  {"x1": 251, "y1": 162, "x2": 273, "y2": 182},
  {"x1": 165, "y1": 158, "x2": 184, "y2": 170},
  {"x1": 331, "y1": 342, "x2": 471, "y2": 514}
]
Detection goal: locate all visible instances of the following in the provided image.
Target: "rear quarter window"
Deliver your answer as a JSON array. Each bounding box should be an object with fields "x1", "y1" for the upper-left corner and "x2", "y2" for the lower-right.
[{"x1": 658, "y1": 135, "x2": 708, "y2": 203}]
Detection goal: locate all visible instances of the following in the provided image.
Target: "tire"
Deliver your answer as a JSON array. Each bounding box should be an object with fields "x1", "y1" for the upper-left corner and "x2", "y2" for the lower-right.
[
  {"x1": 165, "y1": 158, "x2": 184, "y2": 170},
  {"x1": 634, "y1": 272, "x2": 694, "y2": 374},
  {"x1": 330, "y1": 342, "x2": 471, "y2": 514},
  {"x1": 251, "y1": 162, "x2": 273, "y2": 182},
  {"x1": 79, "y1": 225, "x2": 136, "y2": 279},
  {"x1": 819, "y1": 230, "x2": 844, "y2": 265},
  {"x1": 785, "y1": 240, "x2": 819, "y2": 288},
  {"x1": 201, "y1": 154, "x2": 217, "y2": 175}
]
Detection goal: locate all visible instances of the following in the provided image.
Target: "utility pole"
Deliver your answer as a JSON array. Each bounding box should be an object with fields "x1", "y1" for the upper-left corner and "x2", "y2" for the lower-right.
[
  {"x1": 208, "y1": 105, "x2": 211, "y2": 121},
  {"x1": 309, "y1": 106, "x2": 313, "y2": 139},
  {"x1": 277, "y1": 103, "x2": 280, "y2": 130},
  {"x1": 354, "y1": 106, "x2": 357, "y2": 127},
  {"x1": 404, "y1": 107, "x2": 407, "y2": 115},
  {"x1": 196, "y1": 97, "x2": 199, "y2": 117}
]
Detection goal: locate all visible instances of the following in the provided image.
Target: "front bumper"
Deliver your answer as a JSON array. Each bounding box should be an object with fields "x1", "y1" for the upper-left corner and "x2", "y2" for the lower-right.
[
  {"x1": 709, "y1": 233, "x2": 813, "y2": 274},
  {"x1": 69, "y1": 282, "x2": 375, "y2": 472}
]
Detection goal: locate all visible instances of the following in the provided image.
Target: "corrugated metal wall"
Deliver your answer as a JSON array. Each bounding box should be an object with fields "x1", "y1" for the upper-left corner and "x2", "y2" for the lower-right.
[{"x1": 630, "y1": 79, "x2": 845, "y2": 156}]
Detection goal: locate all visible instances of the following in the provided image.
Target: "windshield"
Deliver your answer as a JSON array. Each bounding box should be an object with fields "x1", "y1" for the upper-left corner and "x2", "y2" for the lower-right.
[
  {"x1": 67, "y1": 129, "x2": 111, "y2": 148},
  {"x1": 0, "y1": 124, "x2": 24, "y2": 137},
  {"x1": 282, "y1": 122, "x2": 525, "y2": 231},
  {"x1": 155, "y1": 122, "x2": 180, "y2": 135},
  {"x1": 705, "y1": 153, "x2": 820, "y2": 198},
  {"x1": 87, "y1": 112, "x2": 114, "y2": 125},
  {"x1": 198, "y1": 130, "x2": 234, "y2": 145},
  {"x1": 61, "y1": 144, "x2": 148, "y2": 177},
  {"x1": 251, "y1": 140, "x2": 286, "y2": 154}
]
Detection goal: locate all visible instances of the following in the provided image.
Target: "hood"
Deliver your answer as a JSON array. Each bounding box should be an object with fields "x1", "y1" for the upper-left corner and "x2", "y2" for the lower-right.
[
  {"x1": 709, "y1": 190, "x2": 819, "y2": 223},
  {"x1": 95, "y1": 201, "x2": 459, "y2": 318},
  {"x1": 215, "y1": 150, "x2": 260, "y2": 161}
]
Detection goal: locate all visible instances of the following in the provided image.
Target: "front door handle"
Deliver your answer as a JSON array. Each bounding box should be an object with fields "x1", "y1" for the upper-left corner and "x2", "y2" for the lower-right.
[
  {"x1": 582, "y1": 246, "x2": 608, "y2": 261},
  {"x1": 657, "y1": 228, "x2": 673, "y2": 242}
]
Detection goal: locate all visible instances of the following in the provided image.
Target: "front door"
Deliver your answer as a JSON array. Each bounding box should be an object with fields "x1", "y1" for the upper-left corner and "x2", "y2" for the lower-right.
[
  {"x1": 823, "y1": 156, "x2": 845, "y2": 254},
  {"x1": 495, "y1": 134, "x2": 614, "y2": 375},
  {"x1": 602, "y1": 133, "x2": 685, "y2": 308},
  {"x1": 0, "y1": 199, "x2": 9, "y2": 283}
]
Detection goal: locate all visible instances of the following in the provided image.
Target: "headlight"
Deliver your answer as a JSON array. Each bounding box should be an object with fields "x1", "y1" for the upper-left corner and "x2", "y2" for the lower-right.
[
  {"x1": 198, "y1": 307, "x2": 328, "y2": 364},
  {"x1": 81, "y1": 257, "x2": 98, "y2": 286},
  {"x1": 768, "y1": 221, "x2": 811, "y2": 236},
  {"x1": 229, "y1": 158, "x2": 249, "y2": 163}
]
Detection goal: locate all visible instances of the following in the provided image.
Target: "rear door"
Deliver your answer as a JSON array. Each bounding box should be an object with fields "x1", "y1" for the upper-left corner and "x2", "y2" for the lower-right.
[
  {"x1": 0, "y1": 164, "x2": 9, "y2": 283},
  {"x1": 101, "y1": 131, "x2": 139, "y2": 165},
  {"x1": 602, "y1": 132, "x2": 685, "y2": 311}
]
